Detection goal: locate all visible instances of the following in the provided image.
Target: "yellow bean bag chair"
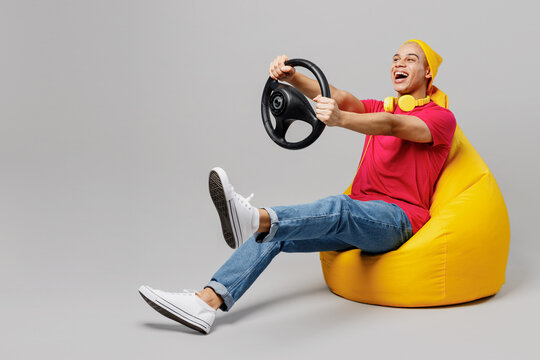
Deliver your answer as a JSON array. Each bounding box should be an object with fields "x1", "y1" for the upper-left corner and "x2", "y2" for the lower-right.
[{"x1": 320, "y1": 125, "x2": 510, "y2": 307}]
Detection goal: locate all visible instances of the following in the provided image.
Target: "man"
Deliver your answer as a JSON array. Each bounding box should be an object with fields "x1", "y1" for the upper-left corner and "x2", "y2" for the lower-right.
[{"x1": 139, "y1": 39, "x2": 456, "y2": 334}]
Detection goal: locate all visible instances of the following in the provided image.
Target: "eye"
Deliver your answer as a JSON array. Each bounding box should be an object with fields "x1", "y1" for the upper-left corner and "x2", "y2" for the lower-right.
[{"x1": 407, "y1": 58, "x2": 415, "y2": 62}]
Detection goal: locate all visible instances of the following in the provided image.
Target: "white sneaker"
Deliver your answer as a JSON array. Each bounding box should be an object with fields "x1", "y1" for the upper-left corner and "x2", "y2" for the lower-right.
[
  {"x1": 208, "y1": 167, "x2": 259, "y2": 249},
  {"x1": 139, "y1": 285, "x2": 216, "y2": 334}
]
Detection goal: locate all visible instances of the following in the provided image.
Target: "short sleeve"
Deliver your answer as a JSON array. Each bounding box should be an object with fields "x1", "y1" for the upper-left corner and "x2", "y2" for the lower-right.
[
  {"x1": 361, "y1": 99, "x2": 385, "y2": 113},
  {"x1": 415, "y1": 107, "x2": 456, "y2": 148}
]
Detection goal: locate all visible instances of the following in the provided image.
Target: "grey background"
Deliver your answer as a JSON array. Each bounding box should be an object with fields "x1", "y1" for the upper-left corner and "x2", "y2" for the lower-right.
[{"x1": 1, "y1": 0, "x2": 538, "y2": 358}]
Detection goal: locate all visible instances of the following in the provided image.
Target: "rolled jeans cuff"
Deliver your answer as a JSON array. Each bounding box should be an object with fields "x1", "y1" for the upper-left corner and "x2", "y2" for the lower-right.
[
  {"x1": 254, "y1": 207, "x2": 279, "y2": 243},
  {"x1": 205, "y1": 280, "x2": 235, "y2": 312}
]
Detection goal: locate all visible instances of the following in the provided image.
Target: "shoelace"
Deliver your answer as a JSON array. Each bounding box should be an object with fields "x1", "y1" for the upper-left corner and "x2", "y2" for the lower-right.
[
  {"x1": 231, "y1": 186, "x2": 254, "y2": 208},
  {"x1": 165, "y1": 289, "x2": 198, "y2": 296}
]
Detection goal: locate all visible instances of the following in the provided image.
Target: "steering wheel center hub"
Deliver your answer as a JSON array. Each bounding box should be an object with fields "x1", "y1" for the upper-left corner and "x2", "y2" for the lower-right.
[{"x1": 270, "y1": 91, "x2": 286, "y2": 116}]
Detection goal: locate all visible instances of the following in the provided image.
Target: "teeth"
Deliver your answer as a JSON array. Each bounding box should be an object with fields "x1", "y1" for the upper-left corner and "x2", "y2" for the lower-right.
[{"x1": 396, "y1": 71, "x2": 408, "y2": 77}]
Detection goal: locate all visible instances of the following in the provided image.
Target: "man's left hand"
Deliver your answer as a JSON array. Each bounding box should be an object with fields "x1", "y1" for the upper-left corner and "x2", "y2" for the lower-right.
[{"x1": 313, "y1": 95, "x2": 343, "y2": 127}]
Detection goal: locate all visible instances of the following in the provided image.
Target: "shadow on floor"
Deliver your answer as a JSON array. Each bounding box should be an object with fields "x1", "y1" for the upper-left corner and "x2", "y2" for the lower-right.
[
  {"x1": 217, "y1": 285, "x2": 329, "y2": 326},
  {"x1": 141, "y1": 322, "x2": 204, "y2": 335}
]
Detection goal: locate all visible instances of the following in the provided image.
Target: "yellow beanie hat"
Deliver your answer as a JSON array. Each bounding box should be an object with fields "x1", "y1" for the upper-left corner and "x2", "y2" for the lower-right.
[{"x1": 404, "y1": 39, "x2": 449, "y2": 109}]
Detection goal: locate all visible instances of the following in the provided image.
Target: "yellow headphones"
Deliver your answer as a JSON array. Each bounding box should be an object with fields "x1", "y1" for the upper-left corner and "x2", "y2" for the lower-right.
[{"x1": 383, "y1": 95, "x2": 431, "y2": 113}]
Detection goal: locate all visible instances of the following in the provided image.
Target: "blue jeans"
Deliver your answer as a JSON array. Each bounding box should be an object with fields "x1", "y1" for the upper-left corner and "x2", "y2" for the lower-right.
[{"x1": 206, "y1": 195, "x2": 413, "y2": 311}]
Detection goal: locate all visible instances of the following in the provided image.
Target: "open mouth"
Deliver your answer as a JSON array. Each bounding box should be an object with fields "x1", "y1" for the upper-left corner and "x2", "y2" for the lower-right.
[{"x1": 394, "y1": 71, "x2": 409, "y2": 81}]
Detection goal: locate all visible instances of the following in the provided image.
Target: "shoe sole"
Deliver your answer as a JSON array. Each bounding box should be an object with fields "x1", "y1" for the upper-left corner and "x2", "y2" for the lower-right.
[
  {"x1": 209, "y1": 169, "x2": 239, "y2": 249},
  {"x1": 138, "y1": 286, "x2": 209, "y2": 334}
]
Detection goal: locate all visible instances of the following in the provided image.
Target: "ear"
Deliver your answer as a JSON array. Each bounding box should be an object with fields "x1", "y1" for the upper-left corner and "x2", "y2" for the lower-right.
[{"x1": 425, "y1": 66, "x2": 432, "y2": 79}]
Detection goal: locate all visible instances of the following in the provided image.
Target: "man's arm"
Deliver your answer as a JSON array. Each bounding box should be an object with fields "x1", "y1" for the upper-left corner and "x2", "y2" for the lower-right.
[
  {"x1": 335, "y1": 89, "x2": 366, "y2": 114},
  {"x1": 314, "y1": 96, "x2": 433, "y2": 143},
  {"x1": 341, "y1": 111, "x2": 433, "y2": 143},
  {"x1": 268, "y1": 55, "x2": 365, "y2": 113},
  {"x1": 288, "y1": 73, "x2": 366, "y2": 113}
]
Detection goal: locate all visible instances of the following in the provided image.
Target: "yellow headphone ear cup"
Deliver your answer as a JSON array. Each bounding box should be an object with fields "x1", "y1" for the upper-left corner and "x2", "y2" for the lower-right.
[
  {"x1": 397, "y1": 95, "x2": 416, "y2": 112},
  {"x1": 384, "y1": 97, "x2": 395, "y2": 112}
]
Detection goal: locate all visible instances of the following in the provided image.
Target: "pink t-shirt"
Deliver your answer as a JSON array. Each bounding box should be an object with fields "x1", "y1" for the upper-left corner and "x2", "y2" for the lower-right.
[{"x1": 349, "y1": 99, "x2": 456, "y2": 233}]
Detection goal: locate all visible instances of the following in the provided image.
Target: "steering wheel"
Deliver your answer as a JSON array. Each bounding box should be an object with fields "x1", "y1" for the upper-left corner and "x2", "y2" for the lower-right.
[{"x1": 261, "y1": 58, "x2": 330, "y2": 150}]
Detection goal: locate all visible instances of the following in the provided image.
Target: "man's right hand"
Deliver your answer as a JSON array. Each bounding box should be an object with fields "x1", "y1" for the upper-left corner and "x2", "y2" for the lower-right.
[{"x1": 268, "y1": 54, "x2": 296, "y2": 82}]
